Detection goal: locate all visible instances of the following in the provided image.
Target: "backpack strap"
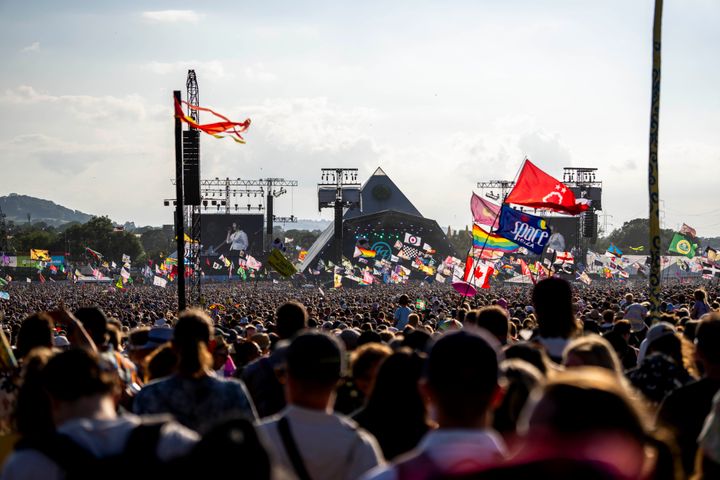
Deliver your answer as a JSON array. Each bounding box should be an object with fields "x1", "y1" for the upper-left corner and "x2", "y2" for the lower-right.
[{"x1": 277, "y1": 416, "x2": 313, "y2": 480}]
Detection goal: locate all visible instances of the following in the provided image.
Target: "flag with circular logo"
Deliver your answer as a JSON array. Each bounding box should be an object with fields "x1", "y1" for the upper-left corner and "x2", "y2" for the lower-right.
[{"x1": 668, "y1": 233, "x2": 697, "y2": 259}]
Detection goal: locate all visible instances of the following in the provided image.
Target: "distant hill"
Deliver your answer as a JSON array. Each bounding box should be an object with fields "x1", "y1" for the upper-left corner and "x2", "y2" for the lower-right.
[{"x1": 0, "y1": 193, "x2": 93, "y2": 226}]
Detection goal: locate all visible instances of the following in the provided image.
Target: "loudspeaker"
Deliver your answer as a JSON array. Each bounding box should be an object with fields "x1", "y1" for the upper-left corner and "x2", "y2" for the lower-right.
[
  {"x1": 582, "y1": 212, "x2": 597, "y2": 239},
  {"x1": 183, "y1": 130, "x2": 200, "y2": 205}
]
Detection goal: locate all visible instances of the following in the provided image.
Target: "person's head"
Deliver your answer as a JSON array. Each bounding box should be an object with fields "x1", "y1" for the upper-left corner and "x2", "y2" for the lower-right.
[
  {"x1": 694, "y1": 312, "x2": 720, "y2": 375},
  {"x1": 275, "y1": 301, "x2": 308, "y2": 340},
  {"x1": 504, "y1": 342, "x2": 551, "y2": 376},
  {"x1": 519, "y1": 368, "x2": 651, "y2": 478},
  {"x1": 74, "y1": 307, "x2": 109, "y2": 348},
  {"x1": 145, "y1": 344, "x2": 179, "y2": 382},
  {"x1": 398, "y1": 295, "x2": 409, "y2": 307},
  {"x1": 285, "y1": 330, "x2": 345, "y2": 410},
  {"x1": 421, "y1": 329, "x2": 502, "y2": 428},
  {"x1": 407, "y1": 313, "x2": 420, "y2": 328},
  {"x1": 562, "y1": 335, "x2": 623, "y2": 375},
  {"x1": 41, "y1": 348, "x2": 120, "y2": 425},
  {"x1": 350, "y1": 342, "x2": 392, "y2": 397},
  {"x1": 16, "y1": 312, "x2": 54, "y2": 359},
  {"x1": 532, "y1": 278, "x2": 577, "y2": 339},
  {"x1": 173, "y1": 309, "x2": 213, "y2": 378},
  {"x1": 476, "y1": 306, "x2": 510, "y2": 345},
  {"x1": 365, "y1": 348, "x2": 428, "y2": 425},
  {"x1": 493, "y1": 359, "x2": 543, "y2": 435},
  {"x1": 15, "y1": 347, "x2": 55, "y2": 436},
  {"x1": 694, "y1": 289, "x2": 708, "y2": 303}
]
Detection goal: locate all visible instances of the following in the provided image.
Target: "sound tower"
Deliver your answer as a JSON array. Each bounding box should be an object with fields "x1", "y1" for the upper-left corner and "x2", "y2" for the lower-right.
[
  {"x1": 183, "y1": 130, "x2": 200, "y2": 205},
  {"x1": 582, "y1": 211, "x2": 597, "y2": 239}
]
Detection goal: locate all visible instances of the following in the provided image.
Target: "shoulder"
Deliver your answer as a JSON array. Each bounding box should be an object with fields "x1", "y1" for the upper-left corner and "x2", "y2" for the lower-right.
[
  {"x1": 2, "y1": 449, "x2": 63, "y2": 480},
  {"x1": 360, "y1": 465, "x2": 396, "y2": 480}
]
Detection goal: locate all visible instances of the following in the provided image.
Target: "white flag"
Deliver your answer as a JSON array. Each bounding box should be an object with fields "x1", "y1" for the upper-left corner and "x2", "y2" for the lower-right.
[
  {"x1": 120, "y1": 268, "x2": 130, "y2": 279},
  {"x1": 404, "y1": 233, "x2": 422, "y2": 247},
  {"x1": 153, "y1": 276, "x2": 167, "y2": 288}
]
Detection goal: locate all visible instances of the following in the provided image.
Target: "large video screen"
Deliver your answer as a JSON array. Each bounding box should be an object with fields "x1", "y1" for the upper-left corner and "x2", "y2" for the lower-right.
[{"x1": 201, "y1": 214, "x2": 264, "y2": 259}]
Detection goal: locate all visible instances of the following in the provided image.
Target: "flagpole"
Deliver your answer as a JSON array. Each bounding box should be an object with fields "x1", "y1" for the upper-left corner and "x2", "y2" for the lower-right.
[
  {"x1": 174, "y1": 90, "x2": 187, "y2": 312},
  {"x1": 647, "y1": 0, "x2": 663, "y2": 317}
]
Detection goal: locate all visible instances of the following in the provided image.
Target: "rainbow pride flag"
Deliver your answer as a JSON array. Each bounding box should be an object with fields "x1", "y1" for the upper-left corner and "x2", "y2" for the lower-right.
[
  {"x1": 472, "y1": 224, "x2": 519, "y2": 253},
  {"x1": 358, "y1": 247, "x2": 376, "y2": 258}
]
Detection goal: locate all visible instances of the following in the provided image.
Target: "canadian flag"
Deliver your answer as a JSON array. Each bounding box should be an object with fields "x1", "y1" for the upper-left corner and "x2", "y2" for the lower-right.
[{"x1": 464, "y1": 257, "x2": 494, "y2": 289}]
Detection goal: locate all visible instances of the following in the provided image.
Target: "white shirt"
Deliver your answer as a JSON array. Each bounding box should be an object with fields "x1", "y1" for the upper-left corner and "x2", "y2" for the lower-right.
[
  {"x1": 228, "y1": 230, "x2": 249, "y2": 251},
  {"x1": 1, "y1": 414, "x2": 199, "y2": 480},
  {"x1": 362, "y1": 429, "x2": 506, "y2": 480},
  {"x1": 258, "y1": 405, "x2": 384, "y2": 480}
]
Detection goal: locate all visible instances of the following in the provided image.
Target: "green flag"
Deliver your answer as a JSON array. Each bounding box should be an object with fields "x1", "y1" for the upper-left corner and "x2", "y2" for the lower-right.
[{"x1": 668, "y1": 233, "x2": 697, "y2": 258}]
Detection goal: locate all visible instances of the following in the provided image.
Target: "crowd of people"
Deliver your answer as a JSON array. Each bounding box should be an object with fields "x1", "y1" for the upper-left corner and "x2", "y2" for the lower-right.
[{"x1": 0, "y1": 277, "x2": 719, "y2": 479}]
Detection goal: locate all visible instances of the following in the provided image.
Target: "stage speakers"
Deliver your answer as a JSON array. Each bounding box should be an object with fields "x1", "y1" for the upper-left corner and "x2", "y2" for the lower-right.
[
  {"x1": 582, "y1": 212, "x2": 597, "y2": 239},
  {"x1": 183, "y1": 130, "x2": 200, "y2": 205}
]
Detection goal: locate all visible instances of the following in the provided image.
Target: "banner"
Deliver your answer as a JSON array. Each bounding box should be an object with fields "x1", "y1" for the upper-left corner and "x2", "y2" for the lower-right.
[
  {"x1": 30, "y1": 249, "x2": 51, "y2": 261},
  {"x1": 495, "y1": 205, "x2": 551, "y2": 255},
  {"x1": 153, "y1": 276, "x2": 168, "y2": 288},
  {"x1": 267, "y1": 249, "x2": 297, "y2": 278}
]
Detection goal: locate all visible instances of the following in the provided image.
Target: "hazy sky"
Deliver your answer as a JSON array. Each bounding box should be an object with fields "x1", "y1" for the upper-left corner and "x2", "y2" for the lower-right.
[{"x1": 1, "y1": 1, "x2": 719, "y2": 235}]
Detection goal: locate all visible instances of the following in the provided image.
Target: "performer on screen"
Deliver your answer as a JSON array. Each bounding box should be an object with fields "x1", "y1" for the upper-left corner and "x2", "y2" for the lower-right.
[{"x1": 214, "y1": 222, "x2": 249, "y2": 255}]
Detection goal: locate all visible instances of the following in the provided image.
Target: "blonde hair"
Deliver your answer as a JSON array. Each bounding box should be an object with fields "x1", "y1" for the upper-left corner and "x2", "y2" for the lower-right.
[{"x1": 562, "y1": 334, "x2": 623, "y2": 376}]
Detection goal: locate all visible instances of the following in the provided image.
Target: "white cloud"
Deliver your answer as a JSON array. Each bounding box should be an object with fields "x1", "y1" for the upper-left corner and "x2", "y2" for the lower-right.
[
  {"x1": 141, "y1": 10, "x2": 202, "y2": 23},
  {"x1": 0, "y1": 85, "x2": 162, "y2": 123},
  {"x1": 144, "y1": 60, "x2": 228, "y2": 80},
  {"x1": 21, "y1": 42, "x2": 40, "y2": 53}
]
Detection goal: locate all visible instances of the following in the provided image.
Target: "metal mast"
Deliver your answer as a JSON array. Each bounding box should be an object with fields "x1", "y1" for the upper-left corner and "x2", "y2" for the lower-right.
[{"x1": 186, "y1": 70, "x2": 202, "y2": 305}]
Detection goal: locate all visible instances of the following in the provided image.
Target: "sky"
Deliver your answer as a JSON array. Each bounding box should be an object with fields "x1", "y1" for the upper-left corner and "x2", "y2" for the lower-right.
[{"x1": 1, "y1": 0, "x2": 719, "y2": 235}]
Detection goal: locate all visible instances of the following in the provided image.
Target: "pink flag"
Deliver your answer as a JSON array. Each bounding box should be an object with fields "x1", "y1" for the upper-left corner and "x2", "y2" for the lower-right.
[{"x1": 471, "y1": 193, "x2": 501, "y2": 228}]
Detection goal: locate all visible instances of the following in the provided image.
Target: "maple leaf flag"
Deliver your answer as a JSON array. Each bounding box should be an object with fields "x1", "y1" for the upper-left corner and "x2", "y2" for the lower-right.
[
  {"x1": 463, "y1": 257, "x2": 494, "y2": 289},
  {"x1": 505, "y1": 159, "x2": 589, "y2": 215}
]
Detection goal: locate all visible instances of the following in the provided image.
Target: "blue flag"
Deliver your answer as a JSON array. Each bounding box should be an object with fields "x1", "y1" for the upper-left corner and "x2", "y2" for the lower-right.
[{"x1": 496, "y1": 205, "x2": 552, "y2": 255}]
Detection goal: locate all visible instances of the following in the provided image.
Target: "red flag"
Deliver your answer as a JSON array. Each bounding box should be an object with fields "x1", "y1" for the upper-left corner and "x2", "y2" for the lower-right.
[
  {"x1": 464, "y1": 257, "x2": 494, "y2": 289},
  {"x1": 470, "y1": 193, "x2": 501, "y2": 228},
  {"x1": 505, "y1": 159, "x2": 588, "y2": 215},
  {"x1": 38, "y1": 273, "x2": 46, "y2": 283},
  {"x1": 680, "y1": 223, "x2": 697, "y2": 238}
]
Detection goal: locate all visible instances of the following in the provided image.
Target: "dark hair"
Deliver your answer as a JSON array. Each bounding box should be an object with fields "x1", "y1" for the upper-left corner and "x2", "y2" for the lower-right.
[
  {"x1": 477, "y1": 306, "x2": 510, "y2": 344},
  {"x1": 16, "y1": 313, "x2": 54, "y2": 359},
  {"x1": 173, "y1": 309, "x2": 213, "y2": 378},
  {"x1": 15, "y1": 347, "x2": 55, "y2": 437},
  {"x1": 532, "y1": 278, "x2": 577, "y2": 339},
  {"x1": 42, "y1": 348, "x2": 118, "y2": 402},
  {"x1": 401, "y1": 330, "x2": 432, "y2": 352},
  {"x1": 286, "y1": 331, "x2": 344, "y2": 387},
  {"x1": 74, "y1": 307, "x2": 109, "y2": 347},
  {"x1": 493, "y1": 359, "x2": 543, "y2": 435},
  {"x1": 425, "y1": 330, "x2": 501, "y2": 422},
  {"x1": 351, "y1": 343, "x2": 391, "y2": 382},
  {"x1": 504, "y1": 343, "x2": 550, "y2": 375},
  {"x1": 145, "y1": 344, "x2": 179, "y2": 382},
  {"x1": 275, "y1": 301, "x2": 308, "y2": 339},
  {"x1": 696, "y1": 313, "x2": 720, "y2": 364}
]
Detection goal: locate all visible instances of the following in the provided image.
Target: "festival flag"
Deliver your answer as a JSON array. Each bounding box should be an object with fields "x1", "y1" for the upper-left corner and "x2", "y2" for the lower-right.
[
  {"x1": 505, "y1": 159, "x2": 589, "y2": 215},
  {"x1": 495, "y1": 205, "x2": 551, "y2": 255},
  {"x1": 422, "y1": 243, "x2": 436, "y2": 254},
  {"x1": 0, "y1": 292, "x2": 8, "y2": 301},
  {"x1": 680, "y1": 223, "x2": 697, "y2": 238},
  {"x1": 404, "y1": 233, "x2": 422, "y2": 246},
  {"x1": 175, "y1": 99, "x2": 251, "y2": 144},
  {"x1": 668, "y1": 233, "x2": 697, "y2": 259},
  {"x1": 85, "y1": 247, "x2": 103, "y2": 260},
  {"x1": 26, "y1": 278, "x2": 31, "y2": 283},
  {"x1": 629, "y1": 246, "x2": 645, "y2": 252},
  {"x1": 120, "y1": 268, "x2": 130, "y2": 279},
  {"x1": 363, "y1": 270, "x2": 375, "y2": 285},
  {"x1": 577, "y1": 271, "x2": 592, "y2": 285},
  {"x1": 470, "y1": 193, "x2": 501, "y2": 228},
  {"x1": 472, "y1": 224, "x2": 519, "y2": 253},
  {"x1": 702, "y1": 262, "x2": 720, "y2": 279},
  {"x1": 606, "y1": 245, "x2": 623, "y2": 258},
  {"x1": 246, "y1": 255, "x2": 262, "y2": 270},
  {"x1": 0, "y1": 277, "x2": 7, "y2": 288},
  {"x1": 354, "y1": 246, "x2": 376, "y2": 258},
  {"x1": 30, "y1": 249, "x2": 50, "y2": 261},
  {"x1": 463, "y1": 257, "x2": 494, "y2": 289},
  {"x1": 334, "y1": 274, "x2": 343, "y2": 289},
  {"x1": 49, "y1": 265, "x2": 57, "y2": 274},
  {"x1": 706, "y1": 247, "x2": 718, "y2": 263},
  {"x1": 555, "y1": 251, "x2": 575, "y2": 264},
  {"x1": 212, "y1": 262, "x2": 222, "y2": 270},
  {"x1": 153, "y1": 276, "x2": 168, "y2": 288},
  {"x1": 298, "y1": 250, "x2": 308, "y2": 262},
  {"x1": 435, "y1": 273, "x2": 446, "y2": 283}
]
